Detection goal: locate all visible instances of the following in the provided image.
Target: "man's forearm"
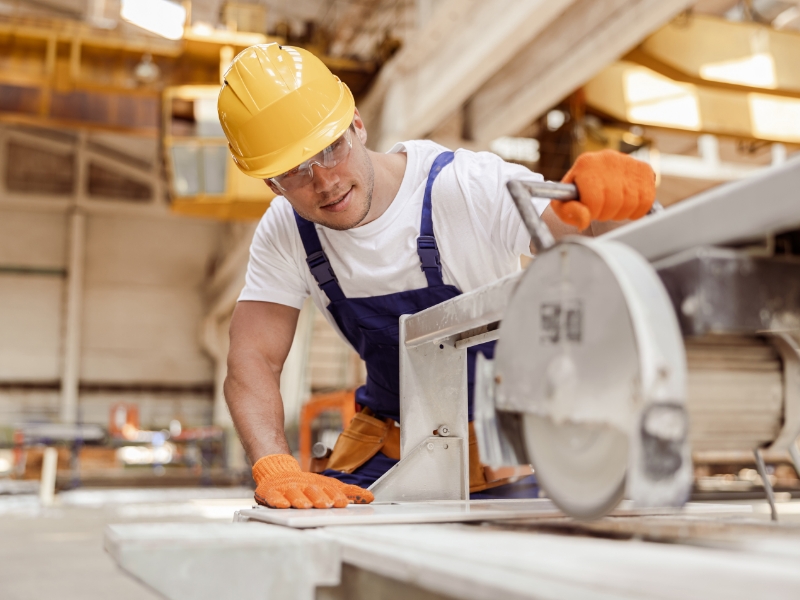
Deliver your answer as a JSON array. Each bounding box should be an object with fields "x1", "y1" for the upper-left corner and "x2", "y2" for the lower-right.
[{"x1": 224, "y1": 357, "x2": 291, "y2": 463}]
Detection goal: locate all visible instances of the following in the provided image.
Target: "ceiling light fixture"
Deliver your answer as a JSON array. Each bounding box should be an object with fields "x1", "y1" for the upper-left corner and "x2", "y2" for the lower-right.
[
  {"x1": 624, "y1": 68, "x2": 701, "y2": 130},
  {"x1": 700, "y1": 53, "x2": 777, "y2": 89},
  {"x1": 749, "y1": 94, "x2": 800, "y2": 142},
  {"x1": 121, "y1": 0, "x2": 186, "y2": 41}
]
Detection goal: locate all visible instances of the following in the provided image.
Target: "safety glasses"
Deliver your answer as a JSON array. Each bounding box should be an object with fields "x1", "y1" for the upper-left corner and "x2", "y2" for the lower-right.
[{"x1": 269, "y1": 127, "x2": 354, "y2": 193}]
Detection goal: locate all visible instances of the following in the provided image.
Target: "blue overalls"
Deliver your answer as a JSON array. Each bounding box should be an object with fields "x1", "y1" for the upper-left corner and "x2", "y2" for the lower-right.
[{"x1": 294, "y1": 151, "x2": 537, "y2": 499}]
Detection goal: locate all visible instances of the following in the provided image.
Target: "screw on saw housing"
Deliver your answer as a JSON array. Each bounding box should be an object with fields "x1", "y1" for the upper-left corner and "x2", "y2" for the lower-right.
[{"x1": 506, "y1": 180, "x2": 664, "y2": 254}]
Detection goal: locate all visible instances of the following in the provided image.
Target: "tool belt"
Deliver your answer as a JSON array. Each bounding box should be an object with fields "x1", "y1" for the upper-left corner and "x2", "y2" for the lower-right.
[{"x1": 321, "y1": 408, "x2": 532, "y2": 493}]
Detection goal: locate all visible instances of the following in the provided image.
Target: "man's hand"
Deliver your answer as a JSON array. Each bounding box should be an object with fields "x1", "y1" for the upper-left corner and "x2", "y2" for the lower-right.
[
  {"x1": 252, "y1": 454, "x2": 374, "y2": 509},
  {"x1": 551, "y1": 149, "x2": 655, "y2": 231}
]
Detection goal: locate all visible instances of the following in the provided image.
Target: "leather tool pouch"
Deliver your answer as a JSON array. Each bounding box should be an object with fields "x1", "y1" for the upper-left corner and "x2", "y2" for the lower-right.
[
  {"x1": 327, "y1": 411, "x2": 530, "y2": 490},
  {"x1": 468, "y1": 422, "x2": 534, "y2": 493},
  {"x1": 326, "y1": 408, "x2": 399, "y2": 473}
]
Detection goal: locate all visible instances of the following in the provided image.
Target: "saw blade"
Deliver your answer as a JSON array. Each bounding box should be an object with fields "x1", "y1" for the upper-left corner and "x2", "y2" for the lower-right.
[
  {"x1": 494, "y1": 239, "x2": 647, "y2": 518},
  {"x1": 522, "y1": 414, "x2": 627, "y2": 520}
]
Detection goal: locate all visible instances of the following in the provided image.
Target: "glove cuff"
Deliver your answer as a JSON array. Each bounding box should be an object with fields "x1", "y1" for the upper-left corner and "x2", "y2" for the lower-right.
[{"x1": 252, "y1": 454, "x2": 302, "y2": 483}]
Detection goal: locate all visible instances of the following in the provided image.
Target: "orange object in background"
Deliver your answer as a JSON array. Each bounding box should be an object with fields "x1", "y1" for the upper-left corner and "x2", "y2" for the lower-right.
[
  {"x1": 109, "y1": 403, "x2": 140, "y2": 439},
  {"x1": 299, "y1": 390, "x2": 356, "y2": 472}
]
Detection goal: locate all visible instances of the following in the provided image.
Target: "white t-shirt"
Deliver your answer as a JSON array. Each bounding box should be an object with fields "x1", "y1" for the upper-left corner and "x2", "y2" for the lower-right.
[{"x1": 239, "y1": 140, "x2": 549, "y2": 341}]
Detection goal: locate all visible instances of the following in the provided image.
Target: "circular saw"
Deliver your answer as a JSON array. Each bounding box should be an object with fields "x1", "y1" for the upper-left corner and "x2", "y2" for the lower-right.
[{"x1": 492, "y1": 181, "x2": 691, "y2": 519}]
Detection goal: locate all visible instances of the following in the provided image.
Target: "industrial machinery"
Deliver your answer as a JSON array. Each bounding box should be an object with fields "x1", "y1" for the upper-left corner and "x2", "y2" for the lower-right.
[
  {"x1": 488, "y1": 176, "x2": 800, "y2": 520},
  {"x1": 361, "y1": 152, "x2": 800, "y2": 521}
]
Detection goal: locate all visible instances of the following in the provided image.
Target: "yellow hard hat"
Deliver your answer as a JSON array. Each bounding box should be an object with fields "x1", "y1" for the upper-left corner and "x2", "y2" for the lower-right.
[{"x1": 218, "y1": 44, "x2": 355, "y2": 179}]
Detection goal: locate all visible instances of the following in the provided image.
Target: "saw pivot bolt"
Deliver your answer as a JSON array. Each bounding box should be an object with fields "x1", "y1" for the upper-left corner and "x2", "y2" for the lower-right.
[
  {"x1": 312, "y1": 442, "x2": 332, "y2": 459},
  {"x1": 436, "y1": 425, "x2": 450, "y2": 437}
]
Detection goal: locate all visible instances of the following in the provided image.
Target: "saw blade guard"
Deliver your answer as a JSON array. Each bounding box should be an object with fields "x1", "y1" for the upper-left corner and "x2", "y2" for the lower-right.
[{"x1": 493, "y1": 237, "x2": 691, "y2": 519}]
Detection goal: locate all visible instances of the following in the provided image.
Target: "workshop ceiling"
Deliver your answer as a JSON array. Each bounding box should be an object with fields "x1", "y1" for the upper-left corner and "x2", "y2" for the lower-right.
[{"x1": 9, "y1": 0, "x2": 421, "y2": 61}]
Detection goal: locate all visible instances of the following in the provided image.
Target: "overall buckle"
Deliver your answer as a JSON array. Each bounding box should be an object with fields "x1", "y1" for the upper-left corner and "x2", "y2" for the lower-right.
[
  {"x1": 306, "y1": 251, "x2": 337, "y2": 286},
  {"x1": 417, "y1": 235, "x2": 441, "y2": 272}
]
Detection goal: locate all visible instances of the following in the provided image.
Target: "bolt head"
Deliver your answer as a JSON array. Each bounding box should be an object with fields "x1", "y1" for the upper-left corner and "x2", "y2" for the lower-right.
[{"x1": 427, "y1": 442, "x2": 435, "y2": 451}]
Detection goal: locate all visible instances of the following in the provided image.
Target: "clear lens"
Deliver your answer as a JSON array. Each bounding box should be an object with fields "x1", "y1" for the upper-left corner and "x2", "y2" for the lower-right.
[{"x1": 271, "y1": 128, "x2": 352, "y2": 192}]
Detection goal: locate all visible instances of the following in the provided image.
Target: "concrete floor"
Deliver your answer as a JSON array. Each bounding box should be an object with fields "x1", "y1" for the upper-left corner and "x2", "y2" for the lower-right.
[
  {"x1": 0, "y1": 487, "x2": 255, "y2": 600},
  {"x1": 1, "y1": 487, "x2": 799, "y2": 599}
]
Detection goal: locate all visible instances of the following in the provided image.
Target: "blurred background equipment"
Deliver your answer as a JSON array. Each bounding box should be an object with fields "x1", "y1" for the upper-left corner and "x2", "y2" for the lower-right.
[{"x1": 164, "y1": 84, "x2": 276, "y2": 220}]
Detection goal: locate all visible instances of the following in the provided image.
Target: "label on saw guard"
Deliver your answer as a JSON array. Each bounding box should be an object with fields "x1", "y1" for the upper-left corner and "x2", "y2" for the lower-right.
[{"x1": 540, "y1": 300, "x2": 582, "y2": 344}]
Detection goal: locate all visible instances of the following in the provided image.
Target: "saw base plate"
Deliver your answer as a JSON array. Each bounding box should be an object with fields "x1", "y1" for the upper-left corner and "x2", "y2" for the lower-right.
[{"x1": 236, "y1": 499, "x2": 750, "y2": 529}]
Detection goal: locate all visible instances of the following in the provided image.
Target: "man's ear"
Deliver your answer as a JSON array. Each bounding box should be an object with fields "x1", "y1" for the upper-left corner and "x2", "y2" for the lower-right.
[
  {"x1": 352, "y1": 108, "x2": 368, "y2": 145},
  {"x1": 265, "y1": 179, "x2": 281, "y2": 196}
]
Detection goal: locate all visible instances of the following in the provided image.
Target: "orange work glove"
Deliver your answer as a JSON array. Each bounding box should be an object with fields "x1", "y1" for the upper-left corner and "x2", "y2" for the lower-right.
[
  {"x1": 252, "y1": 454, "x2": 374, "y2": 509},
  {"x1": 551, "y1": 149, "x2": 656, "y2": 231}
]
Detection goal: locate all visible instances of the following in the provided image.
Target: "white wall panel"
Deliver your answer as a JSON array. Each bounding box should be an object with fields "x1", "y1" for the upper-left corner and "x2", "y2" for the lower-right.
[
  {"x1": 84, "y1": 215, "x2": 217, "y2": 287},
  {"x1": 0, "y1": 211, "x2": 66, "y2": 267},
  {"x1": 80, "y1": 214, "x2": 221, "y2": 384},
  {"x1": 0, "y1": 211, "x2": 66, "y2": 381},
  {"x1": 0, "y1": 274, "x2": 63, "y2": 380},
  {"x1": 81, "y1": 286, "x2": 212, "y2": 382}
]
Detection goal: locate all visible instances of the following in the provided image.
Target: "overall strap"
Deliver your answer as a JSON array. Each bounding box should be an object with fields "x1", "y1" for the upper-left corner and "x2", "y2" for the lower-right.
[
  {"x1": 417, "y1": 151, "x2": 454, "y2": 287},
  {"x1": 293, "y1": 211, "x2": 346, "y2": 302}
]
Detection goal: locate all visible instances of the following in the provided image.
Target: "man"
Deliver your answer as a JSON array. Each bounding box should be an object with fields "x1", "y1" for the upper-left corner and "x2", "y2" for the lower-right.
[{"x1": 218, "y1": 44, "x2": 655, "y2": 509}]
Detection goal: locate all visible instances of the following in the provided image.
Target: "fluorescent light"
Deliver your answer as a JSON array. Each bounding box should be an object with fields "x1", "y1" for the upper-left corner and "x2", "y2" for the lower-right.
[
  {"x1": 624, "y1": 68, "x2": 701, "y2": 130},
  {"x1": 490, "y1": 136, "x2": 540, "y2": 163},
  {"x1": 700, "y1": 53, "x2": 776, "y2": 89},
  {"x1": 121, "y1": 0, "x2": 186, "y2": 40},
  {"x1": 749, "y1": 94, "x2": 800, "y2": 142},
  {"x1": 117, "y1": 444, "x2": 175, "y2": 465}
]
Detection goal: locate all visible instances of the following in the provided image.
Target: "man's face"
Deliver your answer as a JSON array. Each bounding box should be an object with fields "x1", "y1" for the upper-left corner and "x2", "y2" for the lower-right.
[{"x1": 267, "y1": 116, "x2": 374, "y2": 231}]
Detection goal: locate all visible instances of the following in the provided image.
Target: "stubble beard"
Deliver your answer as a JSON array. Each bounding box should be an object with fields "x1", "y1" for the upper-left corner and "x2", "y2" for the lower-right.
[
  {"x1": 294, "y1": 140, "x2": 375, "y2": 231},
  {"x1": 325, "y1": 142, "x2": 374, "y2": 231}
]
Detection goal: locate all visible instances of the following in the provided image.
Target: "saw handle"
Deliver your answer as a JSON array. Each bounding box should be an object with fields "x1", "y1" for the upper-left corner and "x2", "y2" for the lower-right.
[
  {"x1": 524, "y1": 181, "x2": 664, "y2": 213},
  {"x1": 523, "y1": 181, "x2": 581, "y2": 201},
  {"x1": 506, "y1": 180, "x2": 664, "y2": 253}
]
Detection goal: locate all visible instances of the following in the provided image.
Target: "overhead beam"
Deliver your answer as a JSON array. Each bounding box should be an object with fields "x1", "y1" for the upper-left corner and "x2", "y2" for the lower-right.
[
  {"x1": 466, "y1": 0, "x2": 694, "y2": 145},
  {"x1": 358, "y1": 0, "x2": 580, "y2": 151},
  {"x1": 640, "y1": 15, "x2": 800, "y2": 94},
  {"x1": 624, "y1": 47, "x2": 800, "y2": 101}
]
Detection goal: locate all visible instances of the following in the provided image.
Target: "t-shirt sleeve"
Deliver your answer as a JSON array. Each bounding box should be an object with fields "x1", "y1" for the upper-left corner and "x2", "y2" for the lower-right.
[
  {"x1": 459, "y1": 150, "x2": 550, "y2": 258},
  {"x1": 237, "y1": 200, "x2": 310, "y2": 309}
]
